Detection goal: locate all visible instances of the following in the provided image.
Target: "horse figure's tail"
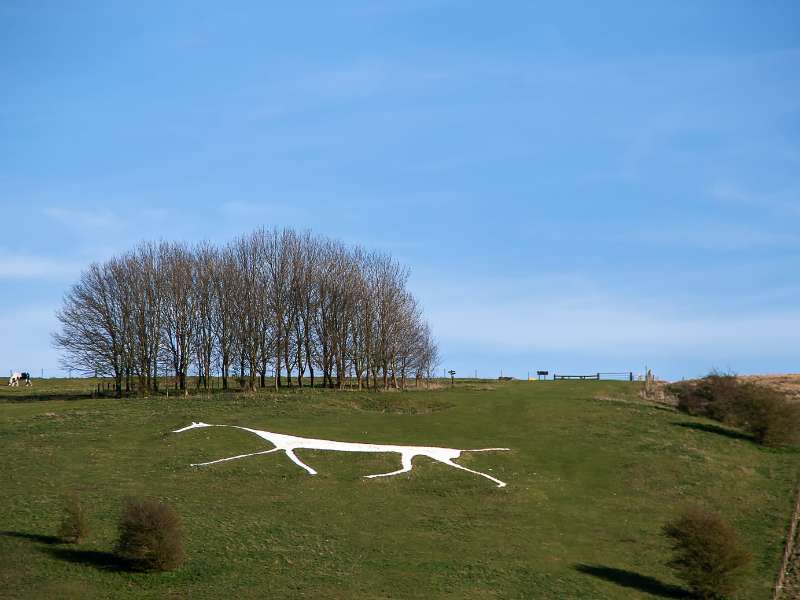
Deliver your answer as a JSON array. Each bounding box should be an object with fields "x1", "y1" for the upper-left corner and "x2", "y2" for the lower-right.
[{"x1": 462, "y1": 447, "x2": 510, "y2": 452}]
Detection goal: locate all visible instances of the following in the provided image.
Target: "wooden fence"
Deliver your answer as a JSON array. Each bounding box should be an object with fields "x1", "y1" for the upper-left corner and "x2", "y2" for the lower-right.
[{"x1": 774, "y1": 482, "x2": 800, "y2": 599}]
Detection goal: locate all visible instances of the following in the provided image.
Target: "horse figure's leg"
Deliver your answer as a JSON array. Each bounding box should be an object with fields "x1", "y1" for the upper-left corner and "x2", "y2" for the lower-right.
[
  {"x1": 284, "y1": 449, "x2": 317, "y2": 475},
  {"x1": 364, "y1": 453, "x2": 414, "y2": 479},
  {"x1": 190, "y1": 447, "x2": 280, "y2": 467},
  {"x1": 436, "y1": 457, "x2": 507, "y2": 488}
]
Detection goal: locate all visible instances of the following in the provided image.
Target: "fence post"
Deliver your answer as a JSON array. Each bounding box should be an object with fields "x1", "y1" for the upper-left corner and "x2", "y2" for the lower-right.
[{"x1": 774, "y1": 483, "x2": 800, "y2": 599}]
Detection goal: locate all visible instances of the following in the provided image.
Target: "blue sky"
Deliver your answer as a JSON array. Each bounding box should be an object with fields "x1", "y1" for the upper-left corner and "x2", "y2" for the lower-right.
[{"x1": 1, "y1": 1, "x2": 798, "y2": 380}]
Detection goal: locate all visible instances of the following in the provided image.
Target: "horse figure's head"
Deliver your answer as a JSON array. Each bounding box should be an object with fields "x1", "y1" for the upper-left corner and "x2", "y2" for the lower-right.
[{"x1": 172, "y1": 421, "x2": 213, "y2": 433}]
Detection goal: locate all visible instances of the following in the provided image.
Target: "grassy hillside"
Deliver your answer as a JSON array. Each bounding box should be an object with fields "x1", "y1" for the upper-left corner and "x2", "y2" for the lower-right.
[{"x1": 1, "y1": 380, "x2": 797, "y2": 599}]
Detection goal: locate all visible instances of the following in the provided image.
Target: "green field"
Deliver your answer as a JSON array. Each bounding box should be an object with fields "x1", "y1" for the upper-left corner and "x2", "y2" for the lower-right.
[{"x1": 1, "y1": 379, "x2": 797, "y2": 599}]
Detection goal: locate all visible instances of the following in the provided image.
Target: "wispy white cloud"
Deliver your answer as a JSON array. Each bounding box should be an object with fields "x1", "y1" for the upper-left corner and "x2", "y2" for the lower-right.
[
  {"x1": 300, "y1": 57, "x2": 448, "y2": 100},
  {"x1": 433, "y1": 300, "x2": 800, "y2": 357},
  {"x1": 42, "y1": 207, "x2": 117, "y2": 229},
  {"x1": 42, "y1": 206, "x2": 174, "y2": 231},
  {"x1": 0, "y1": 251, "x2": 83, "y2": 280},
  {"x1": 219, "y1": 201, "x2": 302, "y2": 220},
  {"x1": 354, "y1": 0, "x2": 453, "y2": 16},
  {"x1": 245, "y1": 56, "x2": 452, "y2": 122},
  {"x1": 708, "y1": 182, "x2": 800, "y2": 217},
  {"x1": 0, "y1": 304, "x2": 63, "y2": 375},
  {"x1": 140, "y1": 207, "x2": 171, "y2": 221},
  {"x1": 625, "y1": 222, "x2": 800, "y2": 251},
  {"x1": 534, "y1": 220, "x2": 800, "y2": 252},
  {"x1": 412, "y1": 274, "x2": 800, "y2": 362},
  {"x1": 38, "y1": 205, "x2": 179, "y2": 258}
]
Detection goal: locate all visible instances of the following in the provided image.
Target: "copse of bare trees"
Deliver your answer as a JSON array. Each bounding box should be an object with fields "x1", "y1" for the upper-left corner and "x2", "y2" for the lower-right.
[{"x1": 53, "y1": 228, "x2": 439, "y2": 395}]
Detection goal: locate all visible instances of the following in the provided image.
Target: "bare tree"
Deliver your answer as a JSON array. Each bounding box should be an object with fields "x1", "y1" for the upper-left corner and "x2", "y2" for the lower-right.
[
  {"x1": 160, "y1": 243, "x2": 196, "y2": 392},
  {"x1": 127, "y1": 243, "x2": 164, "y2": 392},
  {"x1": 193, "y1": 242, "x2": 217, "y2": 389},
  {"x1": 213, "y1": 246, "x2": 238, "y2": 390},
  {"x1": 294, "y1": 233, "x2": 319, "y2": 387},
  {"x1": 54, "y1": 262, "x2": 128, "y2": 394},
  {"x1": 54, "y1": 228, "x2": 438, "y2": 397},
  {"x1": 231, "y1": 232, "x2": 264, "y2": 390}
]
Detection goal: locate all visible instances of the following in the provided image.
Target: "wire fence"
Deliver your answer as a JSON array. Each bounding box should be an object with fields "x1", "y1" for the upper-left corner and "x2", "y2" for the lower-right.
[{"x1": 553, "y1": 372, "x2": 634, "y2": 381}]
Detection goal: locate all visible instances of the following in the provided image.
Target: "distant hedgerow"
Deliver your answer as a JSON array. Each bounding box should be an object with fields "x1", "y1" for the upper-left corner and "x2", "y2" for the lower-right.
[
  {"x1": 662, "y1": 507, "x2": 751, "y2": 599},
  {"x1": 669, "y1": 372, "x2": 800, "y2": 446},
  {"x1": 115, "y1": 497, "x2": 185, "y2": 571},
  {"x1": 58, "y1": 492, "x2": 89, "y2": 544}
]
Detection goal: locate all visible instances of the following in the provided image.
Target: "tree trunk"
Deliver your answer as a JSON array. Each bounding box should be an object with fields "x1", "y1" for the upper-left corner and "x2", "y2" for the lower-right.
[{"x1": 283, "y1": 335, "x2": 292, "y2": 387}]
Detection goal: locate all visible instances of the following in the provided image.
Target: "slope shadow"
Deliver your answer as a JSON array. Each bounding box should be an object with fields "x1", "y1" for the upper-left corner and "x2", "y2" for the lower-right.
[
  {"x1": 0, "y1": 530, "x2": 62, "y2": 544},
  {"x1": 39, "y1": 546, "x2": 129, "y2": 572},
  {"x1": 673, "y1": 421, "x2": 752, "y2": 442},
  {"x1": 574, "y1": 564, "x2": 688, "y2": 598},
  {"x1": 1, "y1": 391, "x2": 99, "y2": 403},
  {"x1": 2, "y1": 529, "x2": 130, "y2": 572}
]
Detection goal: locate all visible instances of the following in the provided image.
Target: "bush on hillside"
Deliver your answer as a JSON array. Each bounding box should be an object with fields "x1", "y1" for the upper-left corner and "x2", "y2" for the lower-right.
[
  {"x1": 663, "y1": 507, "x2": 751, "y2": 599},
  {"x1": 669, "y1": 372, "x2": 800, "y2": 446},
  {"x1": 115, "y1": 497, "x2": 185, "y2": 571},
  {"x1": 668, "y1": 372, "x2": 739, "y2": 420},
  {"x1": 58, "y1": 492, "x2": 89, "y2": 544},
  {"x1": 734, "y1": 384, "x2": 800, "y2": 446}
]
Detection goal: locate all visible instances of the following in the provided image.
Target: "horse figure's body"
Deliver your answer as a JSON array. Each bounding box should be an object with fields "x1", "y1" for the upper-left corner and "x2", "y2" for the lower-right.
[
  {"x1": 173, "y1": 422, "x2": 509, "y2": 487},
  {"x1": 8, "y1": 372, "x2": 31, "y2": 387}
]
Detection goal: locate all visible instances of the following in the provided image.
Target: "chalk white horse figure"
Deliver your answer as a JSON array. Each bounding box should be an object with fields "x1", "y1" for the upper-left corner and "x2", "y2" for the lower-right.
[
  {"x1": 172, "y1": 422, "x2": 510, "y2": 487},
  {"x1": 8, "y1": 372, "x2": 31, "y2": 387}
]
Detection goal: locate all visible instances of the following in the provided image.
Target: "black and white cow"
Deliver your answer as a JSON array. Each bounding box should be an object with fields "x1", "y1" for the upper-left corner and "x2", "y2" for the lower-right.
[{"x1": 8, "y1": 372, "x2": 32, "y2": 387}]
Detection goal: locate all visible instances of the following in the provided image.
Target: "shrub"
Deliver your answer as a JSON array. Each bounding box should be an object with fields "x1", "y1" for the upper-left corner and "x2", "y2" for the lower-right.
[
  {"x1": 57, "y1": 492, "x2": 89, "y2": 544},
  {"x1": 733, "y1": 384, "x2": 800, "y2": 446},
  {"x1": 663, "y1": 507, "x2": 751, "y2": 599},
  {"x1": 669, "y1": 372, "x2": 800, "y2": 446},
  {"x1": 669, "y1": 372, "x2": 740, "y2": 420},
  {"x1": 115, "y1": 497, "x2": 185, "y2": 571}
]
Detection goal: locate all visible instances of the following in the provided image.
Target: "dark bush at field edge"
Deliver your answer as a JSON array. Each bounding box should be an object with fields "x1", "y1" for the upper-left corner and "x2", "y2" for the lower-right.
[{"x1": 668, "y1": 373, "x2": 800, "y2": 446}]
